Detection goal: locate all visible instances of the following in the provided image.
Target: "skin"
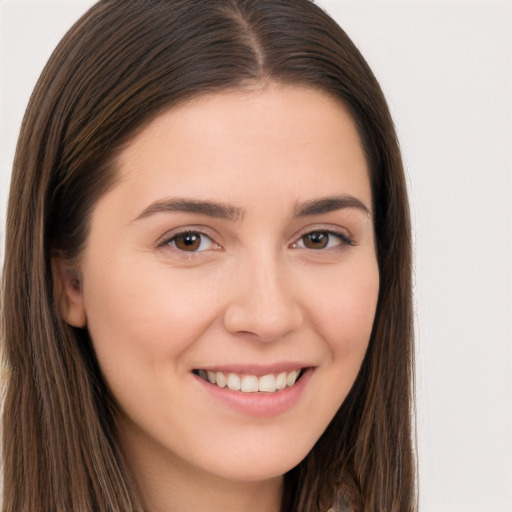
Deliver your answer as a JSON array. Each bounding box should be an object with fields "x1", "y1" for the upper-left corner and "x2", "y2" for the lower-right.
[{"x1": 55, "y1": 84, "x2": 380, "y2": 512}]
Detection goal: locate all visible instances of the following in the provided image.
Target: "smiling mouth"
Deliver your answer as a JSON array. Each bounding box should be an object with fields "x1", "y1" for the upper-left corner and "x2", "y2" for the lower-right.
[{"x1": 193, "y1": 368, "x2": 306, "y2": 393}]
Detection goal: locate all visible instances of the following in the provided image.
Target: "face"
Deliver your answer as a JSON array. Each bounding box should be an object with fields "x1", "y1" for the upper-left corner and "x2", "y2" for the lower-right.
[{"x1": 58, "y1": 85, "x2": 379, "y2": 487}]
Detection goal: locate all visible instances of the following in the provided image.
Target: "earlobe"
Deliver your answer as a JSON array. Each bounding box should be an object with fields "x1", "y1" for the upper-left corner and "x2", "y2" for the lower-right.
[{"x1": 51, "y1": 253, "x2": 87, "y2": 328}]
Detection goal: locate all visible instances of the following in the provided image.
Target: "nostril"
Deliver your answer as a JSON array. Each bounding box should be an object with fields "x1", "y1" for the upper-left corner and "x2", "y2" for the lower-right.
[
  {"x1": 222, "y1": 266, "x2": 303, "y2": 341},
  {"x1": 223, "y1": 303, "x2": 303, "y2": 342}
]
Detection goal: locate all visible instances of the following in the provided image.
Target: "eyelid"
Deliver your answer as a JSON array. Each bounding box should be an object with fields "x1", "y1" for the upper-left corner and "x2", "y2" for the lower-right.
[
  {"x1": 155, "y1": 224, "x2": 354, "y2": 253},
  {"x1": 290, "y1": 225, "x2": 355, "y2": 249},
  {"x1": 156, "y1": 226, "x2": 222, "y2": 252}
]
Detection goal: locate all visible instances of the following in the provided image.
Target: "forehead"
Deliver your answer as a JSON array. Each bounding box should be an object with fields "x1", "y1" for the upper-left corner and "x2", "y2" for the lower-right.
[{"x1": 111, "y1": 84, "x2": 371, "y2": 215}]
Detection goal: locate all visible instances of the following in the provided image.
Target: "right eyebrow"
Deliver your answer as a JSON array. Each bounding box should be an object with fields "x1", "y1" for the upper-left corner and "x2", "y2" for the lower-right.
[{"x1": 132, "y1": 197, "x2": 243, "y2": 222}]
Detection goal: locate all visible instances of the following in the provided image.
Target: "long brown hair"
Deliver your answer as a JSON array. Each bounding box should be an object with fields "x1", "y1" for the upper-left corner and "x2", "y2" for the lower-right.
[{"x1": 1, "y1": 1, "x2": 415, "y2": 510}]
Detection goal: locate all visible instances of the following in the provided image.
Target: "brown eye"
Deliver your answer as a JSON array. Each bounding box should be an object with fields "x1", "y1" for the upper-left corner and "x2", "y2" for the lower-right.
[
  {"x1": 170, "y1": 232, "x2": 213, "y2": 252},
  {"x1": 294, "y1": 230, "x2": 351, "y2": 250},
  {"x1": 302, "y1": 232, "x2": 329, "y2": 249}
]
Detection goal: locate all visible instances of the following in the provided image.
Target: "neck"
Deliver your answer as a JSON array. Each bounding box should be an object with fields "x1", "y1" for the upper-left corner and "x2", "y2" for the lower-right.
[{"x1": 142, "y1": 470, "x2": 283, "y2": 512}]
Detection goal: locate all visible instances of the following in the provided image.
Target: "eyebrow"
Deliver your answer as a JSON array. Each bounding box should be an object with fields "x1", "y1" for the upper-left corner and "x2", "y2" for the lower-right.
[
  {"x1": 293, "y1": 195, "x2": 370, "y2": 217},
  {"x1": 133, "y1": 198, "x2": 243, "y2": 222},
  {"x1": 133, "y1": 194, "x2": 370, "y2": 223}
]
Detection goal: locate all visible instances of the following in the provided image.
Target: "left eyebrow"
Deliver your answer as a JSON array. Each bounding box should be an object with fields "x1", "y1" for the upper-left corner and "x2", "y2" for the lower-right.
[{"x1": 293, "y1": 195, "x2": 371, "y2": 218}]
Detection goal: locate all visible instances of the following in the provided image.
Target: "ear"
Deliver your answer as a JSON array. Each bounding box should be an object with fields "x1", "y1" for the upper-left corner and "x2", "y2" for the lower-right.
[{"x1": 51, "y1": 252, "x2": 87, "y2": 328}]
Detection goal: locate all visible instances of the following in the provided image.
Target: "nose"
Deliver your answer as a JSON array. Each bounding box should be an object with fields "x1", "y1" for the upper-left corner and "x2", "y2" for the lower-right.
[{"x1": 223, "y1": 253, "x2": 304, "y2": 342}]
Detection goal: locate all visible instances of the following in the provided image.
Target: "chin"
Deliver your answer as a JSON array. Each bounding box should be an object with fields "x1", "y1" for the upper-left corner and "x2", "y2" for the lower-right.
[{"x1": 198, "y1": 438, "x2": 311, "y2": 483}]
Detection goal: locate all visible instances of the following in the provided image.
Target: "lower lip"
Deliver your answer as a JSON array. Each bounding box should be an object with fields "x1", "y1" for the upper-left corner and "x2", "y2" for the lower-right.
[{"x1": 193, "y1": 369, "x2": 313, "y2": 418}]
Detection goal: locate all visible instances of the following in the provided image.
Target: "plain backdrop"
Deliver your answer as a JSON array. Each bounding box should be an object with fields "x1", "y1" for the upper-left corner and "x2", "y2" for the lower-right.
[{"x1": 1, "y1": 1, "x2": 511, "y2": 511}]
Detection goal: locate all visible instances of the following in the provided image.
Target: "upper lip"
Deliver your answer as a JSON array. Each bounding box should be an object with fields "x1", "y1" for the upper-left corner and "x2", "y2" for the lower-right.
[{"x1": 192, "y1": 363, "x2": 313, "y2": 376}]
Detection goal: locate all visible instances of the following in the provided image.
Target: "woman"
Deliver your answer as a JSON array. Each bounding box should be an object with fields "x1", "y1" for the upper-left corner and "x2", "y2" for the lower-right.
[{"x1": 1, "y1": 1, "x2": 415, "y2": 511}]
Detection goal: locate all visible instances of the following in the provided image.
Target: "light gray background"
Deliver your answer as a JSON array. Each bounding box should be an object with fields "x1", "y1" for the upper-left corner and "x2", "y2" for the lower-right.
[{"x1": 1, "y1": 1, "x2": 511, "y2": 510}]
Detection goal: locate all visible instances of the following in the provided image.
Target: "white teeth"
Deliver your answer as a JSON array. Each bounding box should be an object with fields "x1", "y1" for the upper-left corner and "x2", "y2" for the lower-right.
[
  {"x1": 258, "y1": 374, "x2": 276, "y2": 392},
  {"x1": 227, "y1": 373, "x2": 241, "y2": 391},
  {"x1": 241, "y1": 375, "x2": 259, "y2": 392},
  {"x1": 275, "y1": 371, "x2": 287, "y2": 390},
  {"x1": 286, "y1": 370, "x2": 299, "y2": 387},
  {"x1": 216, "y1": 372, "x2": 227, "y2": 388},
  {"x1": 198, "y1": 369, "x2": 303, "y2": 393}
]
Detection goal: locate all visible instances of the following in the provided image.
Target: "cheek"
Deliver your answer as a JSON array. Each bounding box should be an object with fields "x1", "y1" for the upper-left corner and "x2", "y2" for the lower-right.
[
  {"x1": 81, "y1": 259, "x2": 221, "y2": 379},
  {"x1": 306, "y1": 256, "x2": 380, "y2": 360}
]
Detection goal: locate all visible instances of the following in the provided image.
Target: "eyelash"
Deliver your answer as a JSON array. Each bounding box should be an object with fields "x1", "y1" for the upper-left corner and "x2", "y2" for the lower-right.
[
  {"x1": 158, "y1": 227, "x2": 354, "y2": 254},
  {"x1": 158, "y1": 229, "x2": 219, "y2": 254},
  {"x1": 291, "y1": 229, "x2": 354, "y2": 250}
]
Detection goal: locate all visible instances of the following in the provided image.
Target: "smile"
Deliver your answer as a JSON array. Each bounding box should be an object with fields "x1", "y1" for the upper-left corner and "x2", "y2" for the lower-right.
[{"x1": 194, "y1": 369, "x2": 305, "y2": 393}]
